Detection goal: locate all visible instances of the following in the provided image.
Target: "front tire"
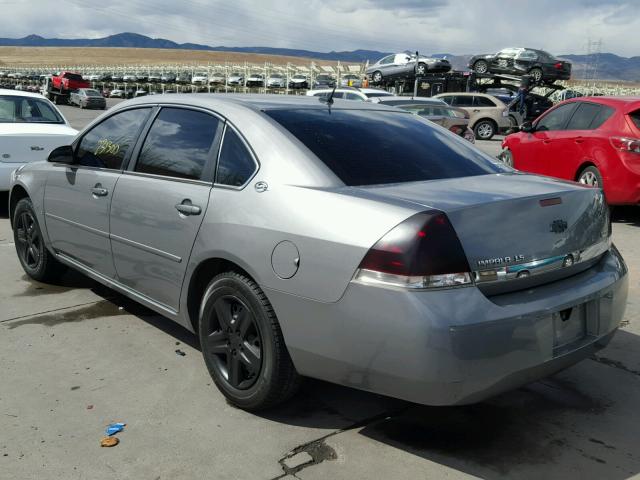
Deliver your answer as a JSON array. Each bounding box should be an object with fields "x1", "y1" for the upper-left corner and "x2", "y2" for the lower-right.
[
  {"x1": 501, "y1": 148, "x2": 514, "y2": 167},
  {"x1": 13, "y1": 198, "x2": 66, "y2": 282},
  {"x1": 416, "y1": 62, "x2": 427, "y2": 76},
  {"x1": 529, "y1": 67, "x2": 543, "y2": 83},
  {"x1": 372, "y1": 71, "x2": 383, "y2": 83},
  {"x1": 474, "y1": 60, "x2": 489, "y2": 74},
  {"x1": 199, "y1": 272, "x2": 300, "y2": 411},
  {"x1": 474, "y1": 119, "x2": 496, "y2": 140}
]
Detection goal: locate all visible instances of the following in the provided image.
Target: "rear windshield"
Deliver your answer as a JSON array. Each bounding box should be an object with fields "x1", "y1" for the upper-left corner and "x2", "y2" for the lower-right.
[
  {"x1": 629, "y1": 110, "x2": 640, "y2": 130},
  {"x1": 265, "y1": 109, "x2": 507, "y2": 186},
  {"x1": 84, "y1": 89, "x2": 102, "y2": 97},
  {"x1": 64, "y1": 73, "x2": 83, "y2": 81},
  {"x1": 0, "y1": 95, "x2": 64, "y2": 124}
]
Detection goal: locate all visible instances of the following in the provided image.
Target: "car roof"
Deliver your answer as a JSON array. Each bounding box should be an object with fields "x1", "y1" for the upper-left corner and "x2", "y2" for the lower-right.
[
  {"x1": 375, "y1": 96, "x2": 447, "y2": 105},
  {"x1": 561, "y1": 96, "x2": 640, "y2": 112},
  {"x1": 0, "y1": 88, "x2": 44, "y2": 98},
  {"x1": 114, "y1": 93, "x2": 405, "y2": 113}
]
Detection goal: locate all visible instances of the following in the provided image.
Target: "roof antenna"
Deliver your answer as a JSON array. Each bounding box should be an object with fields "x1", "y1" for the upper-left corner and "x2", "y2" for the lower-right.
[{"x1": 319, "y1": 80, "x2": 338, "y2": 110}]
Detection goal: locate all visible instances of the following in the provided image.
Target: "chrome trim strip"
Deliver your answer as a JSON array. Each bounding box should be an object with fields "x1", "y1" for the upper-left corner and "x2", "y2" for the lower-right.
[
  {"x1": 109, "y1": 233, "x2": 182, "y2": 263},
  {"x1": 474, "y1": 239, "x2": 610, "y2": 284},
  {"x1": 44, "y1": 212, "x2": 109, "y2": 238},
  {"x1": 55, "y1": 252, "x2": 178, "y2": 317},
  {"x1": 120, "y1": 170, "x2": 212, "y2": 187}
]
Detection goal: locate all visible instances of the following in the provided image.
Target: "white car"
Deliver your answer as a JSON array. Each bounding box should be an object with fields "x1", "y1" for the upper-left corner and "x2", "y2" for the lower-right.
[
  {"x1": 267, "y1": 73, "x2": 286, "y2": 88},
  {"x1": 191, "y1": 72, "x2": 208, "y2": 85},
  {"x1": 306, "y1": 87, "x2": 394, "y2": 102},
  {"x1": 110, "y1": 89, "x2": 125, "y2": 98},
  {"x1": 227, "y1": 72, "x2": 244, "y2": 86},
  {"x1": 0, "y1": 89, "x2": 77, "y2": 191}
]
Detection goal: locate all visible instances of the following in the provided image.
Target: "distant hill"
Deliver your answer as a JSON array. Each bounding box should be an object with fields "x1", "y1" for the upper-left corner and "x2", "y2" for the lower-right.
[
  {"x1": 0, "y1": 33, "x2": 638, "y2": 80},
  {"x1": 0, "y1": 33, "x2": 392, "y2": 63}
]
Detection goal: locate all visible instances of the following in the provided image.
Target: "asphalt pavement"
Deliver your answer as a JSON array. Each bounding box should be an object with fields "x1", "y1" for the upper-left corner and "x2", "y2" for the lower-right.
[{"x1": 0, "y1": 99, "x2": 639, "y2": 480}]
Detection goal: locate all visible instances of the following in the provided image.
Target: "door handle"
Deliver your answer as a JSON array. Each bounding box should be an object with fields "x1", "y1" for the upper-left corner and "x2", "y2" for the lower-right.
[
  {"x1": 175, "y1": 199, "x2": 201, "y2": 216},
  {"x1": 543, "y1": 139, "x2": 552, "y2": 144},
  {"x1": 473, "y1": 109, "x2": 480, "y2": 113},
  {"x1": 574, "y1": 137, "x2": 584, "y2": 144},
  {"x1": 91, "y1": 184, "x2": 108, "y2": 197}
]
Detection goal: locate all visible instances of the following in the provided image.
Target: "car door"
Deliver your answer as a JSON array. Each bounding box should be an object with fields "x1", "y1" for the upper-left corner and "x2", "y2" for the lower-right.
[
  {"x1": 44, "y1": 107, "x2": 152, "y2": 277},
  {"x1": 392, "y1": 53, "x2": 412, "y2": 76},
  {"x1": 514, "y1": 102, "x2": 578, "y2": 174},
  {"x1": 376, "y1": 55, "x2": 395, "y2": 76},
  {"x1": 109, "y1": 106, "x2": 223, "y2": 312},
  {"x1": 551, "y1": 102, "x2": 616, "y2": 180}
]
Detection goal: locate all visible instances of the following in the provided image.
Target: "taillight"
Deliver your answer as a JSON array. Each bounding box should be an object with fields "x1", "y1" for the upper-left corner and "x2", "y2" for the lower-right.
[
  {"x1": 353, "y1": 211, "x2": 472, "y2": 289},
  {"x1": 610, "y1": 136, "x2": 640, "y2": 153},
  {"x1": 449, "y1": 125, "x2": 463, "y2": 135},
  {"x1": 554, "y1": 62, "x2": 563, "y2": 70}
]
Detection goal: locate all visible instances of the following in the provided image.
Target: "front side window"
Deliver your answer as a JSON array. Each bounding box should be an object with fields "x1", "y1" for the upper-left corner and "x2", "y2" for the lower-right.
[
  {"x1": 76, "y1": 108, "x2": 150, "y2": 169},
  {"x1": 216, "y1": 127, "x2": 257, "y2": 187},
  {"x1": 453, "y1": 96, "x2": 474, "y2": 107},
  {"x1": 344, "y1": 93, "x2": 364, "y2": 101},
  {"x1": 379, "y1": 56, "x2": 394, "y2": 65},
  {"x1": 536, "y1": 103, "x2": 577, "y2": 131},
  {"x1": 265, "y1": 109, "x2": 507, "y2": 186},
  {"x1": 0, "y1": 96, "x2": 64, "y2": 124},
  {"x1": 135, "y1": 108, "x2": 220, "y2": 180}
]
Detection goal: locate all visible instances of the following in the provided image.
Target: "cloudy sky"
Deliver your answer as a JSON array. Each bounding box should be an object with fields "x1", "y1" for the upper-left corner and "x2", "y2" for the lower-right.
[{"x1": 0, "y1": 0, "x2": 637, "y2": 56}]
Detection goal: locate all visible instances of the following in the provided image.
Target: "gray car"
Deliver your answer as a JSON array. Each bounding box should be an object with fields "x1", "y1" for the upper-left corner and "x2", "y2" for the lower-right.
[
  {"x1": 367, "y1": 53, "x2": 452, "y2": 84},
  {"x1": 69, "y1": 88, "x2": 106, "y2": 110},
  {"x1": 8, "y1": 95, "x2": 628, "y2": 411}
]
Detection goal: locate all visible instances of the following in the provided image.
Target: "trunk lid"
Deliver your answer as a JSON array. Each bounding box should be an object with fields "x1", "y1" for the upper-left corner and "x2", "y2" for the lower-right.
[
  {"x1": 0, "y1": 124, "x2": 77, "y2": 164},
  {"x1": 354, "y1": 173, "x2": 610, "y2": 292}
]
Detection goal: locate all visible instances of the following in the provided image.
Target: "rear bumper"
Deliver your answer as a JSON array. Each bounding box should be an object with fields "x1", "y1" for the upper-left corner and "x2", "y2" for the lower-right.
[{"x1": 268, "y1": 247, "x2": 628, "y2": 405}]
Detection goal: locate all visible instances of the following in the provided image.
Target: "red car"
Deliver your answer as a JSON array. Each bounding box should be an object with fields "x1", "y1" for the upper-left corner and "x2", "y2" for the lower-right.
[{"x1": 501, "y1": 97, "x2": 640, "y2": 205}]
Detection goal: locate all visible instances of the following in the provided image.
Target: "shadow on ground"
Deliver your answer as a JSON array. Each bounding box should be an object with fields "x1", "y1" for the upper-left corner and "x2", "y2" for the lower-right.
[{"x1": 612, "y1": 205, "x2": 640, "y2": 227}]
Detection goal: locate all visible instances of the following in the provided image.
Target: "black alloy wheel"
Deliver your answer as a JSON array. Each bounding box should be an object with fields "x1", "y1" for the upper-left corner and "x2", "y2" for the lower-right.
[
  {"x1": 15, "y1": 209, "x2": 42, "y2": 271},
  {"x1": 530, "y1": 67, "x2": 543, "y2": 83},
  {"x1": 199, "y1": 272, "x2": 300, "y2": 410},
  {"x1": 416, "y1": 63, "x2": 427, "y2": 75},
  {"x1": 206, "y1": 294, "x2": 262, "y2": 390}
]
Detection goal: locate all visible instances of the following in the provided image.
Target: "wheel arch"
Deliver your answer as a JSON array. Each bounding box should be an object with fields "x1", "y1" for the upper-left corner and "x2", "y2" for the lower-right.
[
  {"x1": 185, "y1": 256, "x2": 259, "y2": 334},
  {"x1": 575, "y1": 161, "x2": 598, "y2": 181},
  {"x1": 472, "y1": 117, "x2": 498, "y2": 130},
  {"x1": 9, "y1": 184, "x2": 30, "y2": 228}
]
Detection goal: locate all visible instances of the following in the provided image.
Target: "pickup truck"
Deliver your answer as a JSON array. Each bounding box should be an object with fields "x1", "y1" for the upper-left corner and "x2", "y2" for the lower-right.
[{"x1": 51, "y1": 71, "x2": 90, "y2": 92}]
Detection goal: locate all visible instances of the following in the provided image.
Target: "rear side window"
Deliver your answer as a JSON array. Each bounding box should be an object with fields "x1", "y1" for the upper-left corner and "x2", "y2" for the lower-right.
[
  {"x1": 265, "y1": 109, "x2": 507, "y2": 186},
  {"x1": 453, "y1": 96, "x2": 474, "y2": 107},
  {"x1": 566, "y1": 103, "x2": 614, "y2": 130},
  {"x1": 628, "y1": 110, "x2": 640, "y2": 130},
  {"x1": 136, "y1": 108, "x2": 220, "y2": 180},
  {"x1": 216, "y1": 128, "x2": 257, "y2": 187},
  {"x1": 438, "y1": 96, "x2": 453, "y2": 105},
  {"x1": 76, "y1": 108, "x2": 150, "y2": 169},
  {"x1": 344, "y1": 93, "x2": 365, "y2": 101},
  {"x1": 474, "y1": 96, "x2": 497, "y2": 107}
]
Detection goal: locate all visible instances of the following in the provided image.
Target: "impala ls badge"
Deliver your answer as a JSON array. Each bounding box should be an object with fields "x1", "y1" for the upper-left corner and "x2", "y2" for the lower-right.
[
  {"x1": 550, "y1": 219, "x2": 568, "y2": 234},
  {"x1": 30, "y1": 146, "x2": 44, "y2": 151},
  {"x1": 477, "y1": 254, "x2": 525, "y2": 268}
]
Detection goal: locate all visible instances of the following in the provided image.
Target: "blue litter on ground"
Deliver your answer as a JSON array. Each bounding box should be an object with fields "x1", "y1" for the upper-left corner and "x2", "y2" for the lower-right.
[{"x1": 105, "y1": 422, "x2": 126, "y2": 436}]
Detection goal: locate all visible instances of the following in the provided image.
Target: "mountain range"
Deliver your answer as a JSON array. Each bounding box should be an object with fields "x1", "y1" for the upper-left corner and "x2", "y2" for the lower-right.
[{"x1": 0, "y1": 33, "x2": 638, "y2": 81}]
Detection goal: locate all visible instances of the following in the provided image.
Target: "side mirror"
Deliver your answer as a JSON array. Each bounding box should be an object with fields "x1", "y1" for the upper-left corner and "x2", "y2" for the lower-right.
[
  {"x1": 47, "y1": 145, "x2": 74, "y2": 164},
  {"x1": 520, "y1": 121, "x2": 534, "y2": 133}
]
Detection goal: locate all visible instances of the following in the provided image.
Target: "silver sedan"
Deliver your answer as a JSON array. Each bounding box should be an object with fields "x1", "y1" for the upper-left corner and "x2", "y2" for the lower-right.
[{"x1": 9, "y1": 95, "x2": 628, "y2": 411}]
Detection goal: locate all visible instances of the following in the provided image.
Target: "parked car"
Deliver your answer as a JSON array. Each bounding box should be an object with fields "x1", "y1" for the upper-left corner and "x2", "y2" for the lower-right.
[
  {"x1": 192, "y1": 72, "x2": 209, "y2": 85},
  {"x1": 209, "y1": 73, "x2": 226, "y2": 85},
  {"x1": 246, "y1": 73, "x2": 265, "y2": 87},
  {"x1": 340, "y1": 74, "x2": 363, "y2": 88},
  {"x1": 136, "y1": 72, "x2": 149, "y2": 82},
  {"x1": 9, "y1": 95, "x2": 626, "y2": 411},
  {"x1": 177, "y1": 73, "x2": 192, "y2": 84},
  {"x1": 227, "y1": 72, "x2": 244, "y2": 86},
  {"x1": 373, "y1": 97, "x2": 476, "y2": 142},
  {"x1": 109, "y1": 89, "x2": 125, "y2": 98},
  {"x1": 288, "y1": 74, "x2": 308, "y2": 89},
  {"x1": 148, "y1": 72, "x2": 161, "y2": 83},
  {"x1": 306, "y1": 87, "x2": 394, "y2": 102},
  {"x1": 0, "y1": 89, "x2": 77, "y2": 192},
  {"x1": 123, "y1": 73, "x2": 138, "y2": 83},
  {"x1": 111, "y1": 73, "x2": 124, "y2": 83},
  {"x1": 313, "y1": 74, "x2": 335, "y2": 89},
  {"x1": 489, "y1": 91, "x2": 554, "y2": 128},
  {"x1": 434, "y1": 92, "x2": 511, "y2": 140},
  {"x1": 501, "y1": 97, "x2": 640, "y2": 205},
  {"x1": 69, "y1": 88, "x2": 107, "y2": 110},
  {"x1": 367, "y1": 53, "x2": 452, "y2": 84},
  {"x1": 160, "y1": 72, "x2": 176, "y2": 83},
  {"x1": 266, "y1": 73, "x2": 286, "y2": 88},
  {"x1": 469, "y1": 48, "x2": 571, "y2": 84}
]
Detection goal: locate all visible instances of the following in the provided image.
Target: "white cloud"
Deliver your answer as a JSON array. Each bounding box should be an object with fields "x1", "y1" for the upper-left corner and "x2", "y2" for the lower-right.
[{"x1": 0, "y1": 0, "x2": 636, "y2": 56}]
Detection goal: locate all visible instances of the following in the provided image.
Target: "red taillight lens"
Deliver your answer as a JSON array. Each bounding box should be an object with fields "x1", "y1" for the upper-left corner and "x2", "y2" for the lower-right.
[
  {"x1": 449, "y1": 125, "x2": 463, "y2": 135},
  {"x1": 554, "y1": 62, "x2": 563, "y2": 70},
  {"x1": 354, "y1": 211, "x2": 472, "y2": 289},
  {"x1": 610, "y1": 136, "x2": 640, "y2": 153}
]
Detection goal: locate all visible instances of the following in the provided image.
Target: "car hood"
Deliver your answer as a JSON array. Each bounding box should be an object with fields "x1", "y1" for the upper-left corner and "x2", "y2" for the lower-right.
[{"x1": 0, "y1": 123, "x2": 77, "y2": 136}]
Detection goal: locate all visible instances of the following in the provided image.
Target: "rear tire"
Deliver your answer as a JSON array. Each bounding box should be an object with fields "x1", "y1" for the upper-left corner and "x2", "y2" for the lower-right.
[
  {"x1": 578, "y1": 166, "x2": 603, "y2": 189},
  {"x1": 501, "y1": 148, "x2": 514, "y2": 167},
  {"x1": 199, "y1": 271, "x2": 300, "y2": 411},
  {"x1": 416, "y1": 63, "x2": 427, "y2": 76},
  {"x1": 372, "y1": 71, "x2": 383, "y2": 83},
  {"x1": 13, "y1": 198, "x2": 67, "y2": 282},
  {"x1": 474, "y1": 119, "x2": 496, "y2": 140},
  {"x1": 530, "y1": 67, "x2": 543, "y2": 83}
]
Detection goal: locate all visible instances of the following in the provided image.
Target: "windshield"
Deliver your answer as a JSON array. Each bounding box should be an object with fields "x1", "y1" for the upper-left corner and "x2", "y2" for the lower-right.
[
  {"x1": 64, "y1": 73, "x2": 84, "y2": 81},
  {"x1": 0, "y1": 95, "x2": 64, "y2": 124},
  {"x1": 270, "y1": 74, "x2": 283, "y2": 78},
  {"x1": 265, "y1": 108, "x2": 506, "y2": 186}
]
